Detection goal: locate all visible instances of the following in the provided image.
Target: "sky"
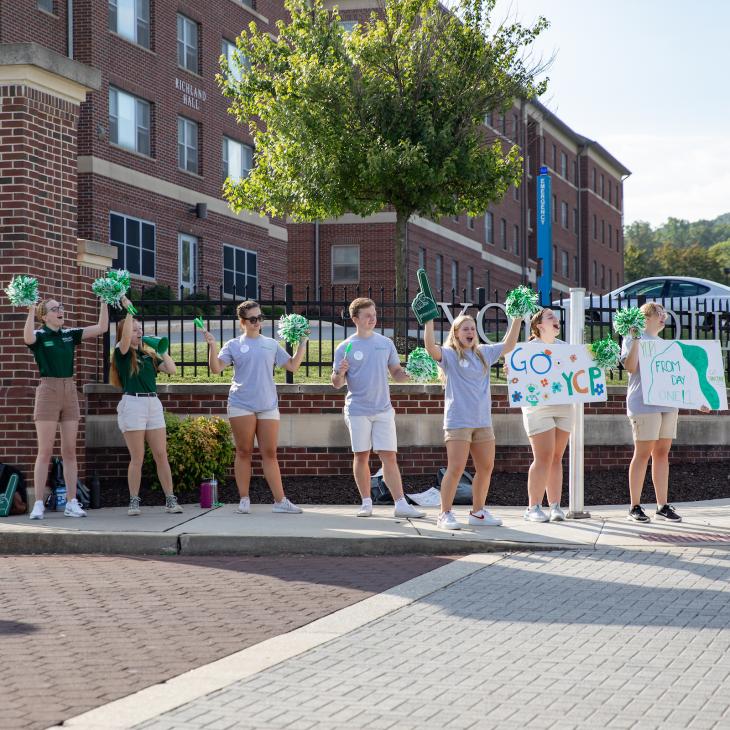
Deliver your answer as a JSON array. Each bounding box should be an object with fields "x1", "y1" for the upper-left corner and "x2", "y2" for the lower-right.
[{"x1": 488, "y1": 0, "x2": 730, "y2": 228}]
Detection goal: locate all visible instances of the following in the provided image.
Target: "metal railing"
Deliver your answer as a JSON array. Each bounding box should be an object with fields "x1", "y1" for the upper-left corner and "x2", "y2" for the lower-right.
[{"x1": 102, "y1": 284, "x2": 730, "y2": 383}]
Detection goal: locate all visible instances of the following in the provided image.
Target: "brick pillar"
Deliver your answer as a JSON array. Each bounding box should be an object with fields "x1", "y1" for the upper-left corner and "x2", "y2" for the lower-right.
[{"x1": 0, "y1": 43, "x2": 102, "y2": 501}]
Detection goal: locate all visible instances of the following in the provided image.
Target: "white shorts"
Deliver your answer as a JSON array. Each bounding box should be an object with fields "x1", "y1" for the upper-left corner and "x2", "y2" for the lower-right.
[
  {"x1": 227, "y1": 405, "x2": 280, "y2": 420},
  {"x1": 522, "y1": 404, "x2": 574, "y2": 437},
  {"x1": 117, "y1": 394, "x2": 165, "y2": 433},
  {"x1": 344, "y1": 407, "x2": 398, "y2": 453}
]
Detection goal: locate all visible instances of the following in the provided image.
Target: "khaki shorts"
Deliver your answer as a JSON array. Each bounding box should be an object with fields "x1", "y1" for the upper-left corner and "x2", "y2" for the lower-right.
[
  {"x1": 344, "y1": 407, "x2": 398, "y2": 453},
  {"x1": 629, "y1": 411, "x2": 678, "y2": 441},
  {"x1": 444, "y1": 426, "x2": 495, "y2": 443},
  {"x1": 34, "y1": 378, "x2": 80, "y2": 422},
  {"x1": 227, "y1": 406, "x2": 280, "y2": 420},
  {"x1": 522, "y1": 404, "x2": 574, "y2": 437},
  {"x1": 117, "y1": 394, "x2": 165, "y2": 433}
]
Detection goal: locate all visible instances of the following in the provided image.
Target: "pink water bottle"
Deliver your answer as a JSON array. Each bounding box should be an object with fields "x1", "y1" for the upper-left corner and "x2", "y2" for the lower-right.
[{"x1": 199, "y1": 480, "x2": 212, "y2": 509}]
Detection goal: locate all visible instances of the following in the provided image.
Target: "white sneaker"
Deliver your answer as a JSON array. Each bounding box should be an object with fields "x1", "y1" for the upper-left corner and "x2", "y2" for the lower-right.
[
  {"x1": 468, "y1": 509, "x2": 503, "y2": 527},
  {"x1": 523, "y1": 505, "x2": 549, "y2": 523},
  {"x1": 29, "y1": 500, "x2": 44, "y2": 520},
  {"x1": 272, "y1": 498, "x2": 303, "y2": 514},
  {"x1": 236, "y1": 497, "x2": 251, "y2": 514},
  {"x1": 357, "y1": 503, "x2": 373, "y2": 517},
  {"x1": 64, "y1": 499, "x2": 87, "y2": 518},
  {"x1": 549, "y1": 503, "x2": 566, "y2": 522},
  {"x1": 437, "y1": 511, "x2": 461, "y2": 530},
  {"x1": 393, "y1": 502, "x2": 426, "y2": 519}
]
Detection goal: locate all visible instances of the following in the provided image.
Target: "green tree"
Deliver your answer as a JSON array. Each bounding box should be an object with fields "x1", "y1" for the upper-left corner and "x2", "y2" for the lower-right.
[
  {"x1": 218, "y1": 0, "x2": 548, "y2": 314},
  {"x1": 709, "y1": 240, "x2": 730, "y2": 271},
  {"x1": 653, "y1": 243, "x2": 723, "y2": 281},
  {"x1": 624, "y1": 220, "x2": 658, "y2": 252},
  {"x1": 623, "y1": 243, "x2": 655, "y2": 281}
]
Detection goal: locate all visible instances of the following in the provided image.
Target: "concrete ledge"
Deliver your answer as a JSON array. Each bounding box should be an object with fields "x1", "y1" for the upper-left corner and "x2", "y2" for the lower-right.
[{"x1": 0, "y1": 531, "x2": 178, "y2": 556}]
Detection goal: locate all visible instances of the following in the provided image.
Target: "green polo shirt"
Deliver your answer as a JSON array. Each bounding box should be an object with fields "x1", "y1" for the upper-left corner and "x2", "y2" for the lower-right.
[
  {"x1": 113, "y1": 347, "x2": 158, "y2": 394},
  {"x1": 27, "y1": 326, "x2": 84, "y2": 378}
]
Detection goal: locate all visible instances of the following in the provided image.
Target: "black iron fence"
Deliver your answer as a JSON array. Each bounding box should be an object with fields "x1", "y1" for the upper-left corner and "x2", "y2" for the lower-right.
[{"x1": 102, "y1": 284, "x2": 730, "y2": 383}]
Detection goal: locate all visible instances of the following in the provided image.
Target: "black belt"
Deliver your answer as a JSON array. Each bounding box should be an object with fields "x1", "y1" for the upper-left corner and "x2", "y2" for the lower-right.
[{"x1": 126, "y1": 392, "x2": 158, "y2": 398}]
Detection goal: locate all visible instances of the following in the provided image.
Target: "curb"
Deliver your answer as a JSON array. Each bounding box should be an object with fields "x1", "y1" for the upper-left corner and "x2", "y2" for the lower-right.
[{"x1": 0, "y1": 531, "x2": 178, "y2": 556}]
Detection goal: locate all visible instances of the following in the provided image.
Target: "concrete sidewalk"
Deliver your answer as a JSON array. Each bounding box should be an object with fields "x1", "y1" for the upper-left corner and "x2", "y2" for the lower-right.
[{"x1": 2, "y1": 498, "x2": 730, "y2": 555}]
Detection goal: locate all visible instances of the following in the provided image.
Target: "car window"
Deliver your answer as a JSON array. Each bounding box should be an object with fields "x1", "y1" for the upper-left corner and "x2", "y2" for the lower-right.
[
  {"x1": 620, "y1": 281, "x2": 665, "y2": 298},
  {"x1": 667, "y1": 281, "x2": 710, "y2": 297}
]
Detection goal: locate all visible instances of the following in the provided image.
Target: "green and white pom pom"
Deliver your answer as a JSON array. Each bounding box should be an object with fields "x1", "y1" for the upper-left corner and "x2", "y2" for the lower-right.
[
  {"x1": 505, "y1": 285, "x2": 539, "y2": 319},
  {"x1": 5, "y1": 275, "x2": 39, "y2": 307},
  {"x1": 405, "y1": 347, "x2": 439, "y2": 383},
  {"x1": 589, "y1": 336, "x2": 621, "y2": 371},
  {"x1": 277, "y1": 313, "x2": 310, "y2": 345},
  {"x1": 613, "y1": 306, "x2": 646, "y2": 337},
  {"x1": 91, "y1": 275, "x2": 128, "y2": 307},
  {"x1": 105, "y1": 269, "x2": 131, "y2": 291}
]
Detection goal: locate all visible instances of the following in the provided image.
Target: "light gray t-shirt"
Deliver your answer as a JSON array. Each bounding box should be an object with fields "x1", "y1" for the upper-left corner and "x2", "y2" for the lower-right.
[
  {"x1": 437, "y1": 344, "x2": 504, "y2": 429},
  {"x1": 333, "y1": 332, "x2": 399, "y2": 416},
  {"x1": 519, "y1": 338, "x2": 572, "y2": 413},
  {"x1": 218, "y1": 334, "x2": 290, "y2": 412},
  {"x1": 620, "y1": 333, "x2": 677, "y2": 416}
]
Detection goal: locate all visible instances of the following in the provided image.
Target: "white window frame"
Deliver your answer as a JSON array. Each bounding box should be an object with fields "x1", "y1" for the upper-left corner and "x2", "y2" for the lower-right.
[
  {"x1": 178, "y1": 116, "x2": 199, "y2": 174},
  {"x1": 561, "y1": 201, "x2": 568, "y2": 229},
  {"x1": 222, "y1": 137, "x2": 253, "y2": 182},
  {"x1": 451, "y1": 259, "x2": 458, "y2": 294},
  {"x1": 435, "y1": 255, "x2": 443, "y2": 292},
  {"x1": 418, "y1": 247, "x2": 426, "y2": 271},
  {"x1": 513, "y1": 224, "x2": 520, "y2": 256},
  {"x1": 561, "y1": 250, "x2": 569, "y2": 277},
  {"x1": 109, "y1": 87, "x2": 150, "y2": 156},
  {"x1": 178, "y1": 233, "x2": 198, "y2": 295},
  {"x1": 331, "y1": 244, "x2": 360, "y2": 284},
  {"x1": 221, "y1": 38, "x2": 248, "y2": 82},
  {"x1": 110, "y1": 211, "x2": 155, "y2": 279},
  {"x1": 485, "y1": 211, "x2": 494, "y2": 244},
  {"x1": 466, "y1": 266, "x2": 474, "y2": 300},
  {"x1": 500, "y1": 218, "x2": 507, "y2": 250},
  {"x1": 560, "y1": 152, "x2": 567, "y2": 178},
  {"x1": 38, "y1": 0, "x2": 54, "y2": 12},
  {"x1": 109, "y1": 0, "x2": 150, "y2": 48},
  {"x1": 223, "y1": 244, "x2": 258, "y2": 298},
  {"x1": 177, "y1": 13, "x2": 199, "y2": 73}
]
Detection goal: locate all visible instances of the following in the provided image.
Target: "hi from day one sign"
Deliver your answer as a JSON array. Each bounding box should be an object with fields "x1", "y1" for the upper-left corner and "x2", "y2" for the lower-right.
[
  {"x1": 507, "y1": 342, "x2": 607, "y2": 408},
  {"x1": 638, "y1": 339, "x2": 728, "y2": 411}
]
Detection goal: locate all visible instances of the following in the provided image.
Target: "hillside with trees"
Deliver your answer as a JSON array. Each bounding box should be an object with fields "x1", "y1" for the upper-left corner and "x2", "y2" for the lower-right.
[{"x1": 624, "y1": 214, "x2": 730, "y2": 283}]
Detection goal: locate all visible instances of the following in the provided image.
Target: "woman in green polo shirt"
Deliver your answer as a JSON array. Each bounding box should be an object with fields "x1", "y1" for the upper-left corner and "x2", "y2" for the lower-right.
[
  {"x1": 24, "y1": 297, "x2": 109, "y2": 519},
  {"x1": 109, "y1": 306, "x2": 182, "y2": 516}
]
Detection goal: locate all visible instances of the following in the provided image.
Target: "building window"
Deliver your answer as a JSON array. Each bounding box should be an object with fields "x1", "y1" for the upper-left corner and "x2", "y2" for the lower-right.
[
  {"x1": 592, "y1": 214, "x2": 597, "y2": 240},
  {"x1": 110, "y1": 212, "x2": 155, "y2": 278},
  {"x1": 339, "y1": 20, "x2": 358, "y2": 32},
  {"x1": 221, "y1": 39, "x2": 248, "y2": 82},
  {"x1": 435, "y1": 255, "x2": 443, "y2": 292},
  {"x1": 573, "y1": 255, "x2": 578, "y2": 282},
  {"x1": 222, "y1": 137, "x2": 252, "y2": 182},
  {"x1": 593, "y1": 260, "x2": 598, "y2": 286},
  {"x1": 561, "y1": 201, "x2": 568, "y2": 229},
  {"x1": 223, "y1": 244, "x2": 258, "y2": 298},
  {"x1": 177, "y1": 13, "x2": 199, "y2": 74},
  {"x1": 178, "y1": 233, "x2": 197, "y2": 295},
  {"x1": 484, "y1": 269, "x2": 491, "y2": 297},
  {"x1": 572, "y1": 159, "x2": 577, "y2": 184},
  {"x1": 616, "y1": 229, "x2": 621, "y2": 250},
  {"x1": 466, "y1": 266, "x2": 474, "y2": 300},
  {"x1": 500, "y1": 218, "x2": 507, "y2": 250},
  {"x1": 451, "y1": 260, "x2": 459, "y2": 294},
  {"x1": 485, "y1": 111, "x2": 493, "y2": 127},
  {"x1": 601, "y1": 264, "x2": 606, "y2": 289},
  {"x1": 561, "y1": 250, "x2": 569, "y2": 278},
  {"x1": 552, "y1": 195, "x2": 557, "y2": 223},
  {"x1": 418, "y1": 247, "x2": 426, "y2": 271},
  {"x1": 452, "y1": 214, "x2": 459, "y2": 224},
  {"x1": 513, "y1": 224, "x2": 520, "y2": 256},
  {"x1": 592, "y1": 168, "x2": 597, "y2": 192},
  {"x1": 485, "y1": 212, "x2": 494, "y2": 244},
  {"x1": 609, "y1": 268, "x2": 613, "y2": 290},
  {"x1": 178, "y1": 117, "x2": 199, "y2": 174},
  {"x1": 38, "y1": 0, "x2": 54, "y2": 12},
  {"x1": 512, "y1": 113, "x2": 519, "y2": 141},
  {"x1": 573, "y1": 207, "x2": 578, "y2": 234},
  {"x1": 331, "y1": 245, "x2": 360, "y2": 284},
  {"x1": 560, "y1": 152, "x2": 567, "y2": 178},
  {"x1": 608, "y1": 180, "x2": 612, "y2": 205},
  {"x1": 608, "y1": 223, "x2": 613, "y2": 248},
  {"x1": 553, "y1": 245, "x2": 557, "y2": 273},
  {"x1": 616, "y1": 187, "x2": 621, "y2": 211},
  {"x1": 109, "y1": 0, "x2": 150, "y2": 48},
  {"x1": 513, "y1": 185, "x2": 520, "y2": 201},
  {"x1": 552, "y1": 144, "x2": 557, "y2": 170},
  {"x1": 109, "y1": 87, "x2": 150, "y2": 156},
  {"x1": 600, "y1": 174, "x2": 605, "y2": 198},
  {"x1": 601, "y1": 219, "x2": 605, "y2": 244},
  {"x1": 500, "y1": 114, "x2": 506, "y2": 135},
  {"x1": 467, "y1": 216, "x2": 475, "y2": 230}
]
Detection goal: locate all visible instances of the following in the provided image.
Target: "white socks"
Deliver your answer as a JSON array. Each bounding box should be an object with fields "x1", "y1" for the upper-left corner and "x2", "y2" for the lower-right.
[{"x1": 361, "y1": 497, "x2": 373, "y2": 508}]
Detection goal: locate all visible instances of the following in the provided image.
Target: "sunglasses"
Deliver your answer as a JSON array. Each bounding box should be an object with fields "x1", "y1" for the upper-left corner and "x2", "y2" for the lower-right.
[
  {"x1": 48, "y1": 305, "x2": 64, "y2": 313},
  {"x1": 242, "y1": 315, "x2": 264, "y2": 323}
]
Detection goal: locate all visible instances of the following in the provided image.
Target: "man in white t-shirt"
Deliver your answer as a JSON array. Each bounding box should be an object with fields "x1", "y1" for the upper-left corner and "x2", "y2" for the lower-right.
[{"x1": 332, "y1": 298, "x2": 425, "y2": 519}]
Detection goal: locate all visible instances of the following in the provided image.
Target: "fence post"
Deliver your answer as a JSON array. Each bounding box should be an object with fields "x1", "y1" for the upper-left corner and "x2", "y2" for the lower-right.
[
  {"x1": 568, "y1": 287, "x2": 590, "y2": 519},
  {"x1": 284, "y1": 283, "x2": 294, "y2": 384}
]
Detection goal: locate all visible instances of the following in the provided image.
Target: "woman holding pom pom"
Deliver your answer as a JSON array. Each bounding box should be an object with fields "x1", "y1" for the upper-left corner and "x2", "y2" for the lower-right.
[
  {"x1": 109, "y1": 298, "x2": 183, "y2": 517},
  {"x1": 620, "y1": 302, "x2": 709, "y2": 523},
  {"x1": 424, "y1": 313, "x2": 521, "y2": 531},
  {"x1": 204, "y1": 300, "x2": 307, "y2": 514},
  {"x1": 23, "y1": 295, "x2": 108, "y2": 519}
]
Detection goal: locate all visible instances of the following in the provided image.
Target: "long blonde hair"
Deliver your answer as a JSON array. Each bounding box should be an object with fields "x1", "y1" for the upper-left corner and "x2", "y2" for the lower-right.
[
  {"x1": 109, "y1": 319, "x2": 159, "y2": 388},
  {"x1": 528, "y1": 308, "x2": 552, "y2": 341},
  {"x1": 441, "y1": 315, "x2": 488, "y2": 384}
]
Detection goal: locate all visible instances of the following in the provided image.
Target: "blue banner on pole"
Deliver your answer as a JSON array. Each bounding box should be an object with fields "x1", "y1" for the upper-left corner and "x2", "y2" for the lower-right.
[{"x1": 536, "y1": 167, "x2": 552, "y2": 306}]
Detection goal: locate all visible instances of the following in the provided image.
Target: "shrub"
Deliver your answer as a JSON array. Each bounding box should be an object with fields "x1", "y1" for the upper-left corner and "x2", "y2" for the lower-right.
[{"x1": 143, "y1": 413, "x2": 234, "y2": 493}]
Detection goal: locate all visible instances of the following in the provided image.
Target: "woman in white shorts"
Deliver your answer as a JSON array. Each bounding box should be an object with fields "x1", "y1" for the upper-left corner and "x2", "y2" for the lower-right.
[
  {"x1": 521, "y1": 308, "x2": 574, "y2": 523},
  {"x1": 110, "y1": 301, "x2": 182, "y2": 516},
  {"x1": 621, "y1": 302, "x2": 709, "y2": 523},
  {"x1": 205, "y1": 300, "x2": 307, "y2": 514}
]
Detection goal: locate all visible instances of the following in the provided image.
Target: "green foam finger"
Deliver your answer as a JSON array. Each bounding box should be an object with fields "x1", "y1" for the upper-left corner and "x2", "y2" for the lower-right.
[{"x1": 417, "y1": 268, "x2": 436, "y2": 302}]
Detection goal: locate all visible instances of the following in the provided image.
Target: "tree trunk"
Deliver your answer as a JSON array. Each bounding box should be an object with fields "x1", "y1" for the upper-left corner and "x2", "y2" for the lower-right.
[{"x1": 394, "y1": 209, "x2": 410, "y2": 346}]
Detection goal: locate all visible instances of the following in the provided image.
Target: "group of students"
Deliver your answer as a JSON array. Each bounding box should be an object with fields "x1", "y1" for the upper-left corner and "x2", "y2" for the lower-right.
[{"x1": 23, "y1": 294, "x2": 703, "y2": 526}]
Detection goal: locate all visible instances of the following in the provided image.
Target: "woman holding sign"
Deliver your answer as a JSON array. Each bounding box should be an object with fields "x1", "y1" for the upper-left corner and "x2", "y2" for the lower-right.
[
  {"x1": 521, "y1": 308, "x2": 573, "y2": 523},
  {"x1": 620, "y1": 302, "x2": 709, "y2": 523}
]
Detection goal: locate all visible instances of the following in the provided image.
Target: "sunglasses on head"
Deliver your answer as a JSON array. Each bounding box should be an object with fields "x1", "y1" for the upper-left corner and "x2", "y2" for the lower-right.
[{"x1": 242, "y1": 315, "x2": 264, "y2": 323}]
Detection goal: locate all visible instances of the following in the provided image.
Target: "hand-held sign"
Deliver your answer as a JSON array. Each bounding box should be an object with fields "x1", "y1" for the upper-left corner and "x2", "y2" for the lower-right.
[{"x1": 411, "y1": 268, "x2": 439, "y2": 325}]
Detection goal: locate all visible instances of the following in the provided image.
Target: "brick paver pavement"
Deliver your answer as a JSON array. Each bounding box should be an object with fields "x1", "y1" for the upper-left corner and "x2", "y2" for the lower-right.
[
  {"x1": 0, "y1": 554, "x2": 452, "y2": 730},
  {"x1": 136, "y1": 548, "x2": 730, "y2": 730}
]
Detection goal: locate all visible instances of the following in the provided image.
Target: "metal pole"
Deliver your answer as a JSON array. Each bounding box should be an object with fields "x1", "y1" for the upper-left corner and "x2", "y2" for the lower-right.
[{"x1": 568, "y1": 287, "x2": 590, "y2": 519}]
